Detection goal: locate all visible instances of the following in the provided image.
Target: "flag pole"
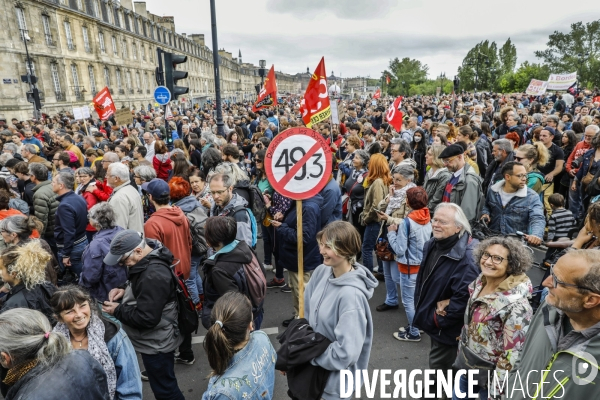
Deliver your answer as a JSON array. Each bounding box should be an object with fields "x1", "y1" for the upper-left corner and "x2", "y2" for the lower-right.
[{"x1": 297, "y1": 200, "x2": 304, "y2": 318}]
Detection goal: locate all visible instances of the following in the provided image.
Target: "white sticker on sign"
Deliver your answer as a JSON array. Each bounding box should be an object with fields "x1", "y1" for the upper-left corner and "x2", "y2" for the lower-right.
[{"x1": 270, "y1": 135, "x2": 326, "y2": 194}]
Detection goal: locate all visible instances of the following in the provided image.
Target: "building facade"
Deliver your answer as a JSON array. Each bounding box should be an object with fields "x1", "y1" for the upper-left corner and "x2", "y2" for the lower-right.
[{"x1": 1, "y1": 0, "x2": 301, "y2": 120}]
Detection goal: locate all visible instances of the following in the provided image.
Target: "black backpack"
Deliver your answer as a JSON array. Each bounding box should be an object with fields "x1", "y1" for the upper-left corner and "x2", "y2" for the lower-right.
[
  {"x1": 234, "y1": 180, "x2": 267, "y2": 222},
  {"x1": 163, "y1": 260, "x2": 199, "y2": 336}
]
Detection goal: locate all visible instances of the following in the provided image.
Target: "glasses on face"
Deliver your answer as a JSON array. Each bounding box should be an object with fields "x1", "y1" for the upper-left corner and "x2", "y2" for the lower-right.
[
  {"x1": 134, "y1": 175, "x2": 141, "y2": 179},
  {"x1": 512, "y1": 173, "x2": 528, "y2": 180},
  {"x1": 390, "y1": 149, "x2": 399, "y2": 153},
  {"x1": 431, "y1": 218, "x2": 452, "y2": 226},
  {"x1": 550, "y1": 265, "x2": 597, "y2": 293},
  {"x1": 254, "y1": 159, "x2": 263, "y2": 163},
  {"x1": 118, "y1": 250, "x2": 134, "y2": 266},
  {"x1": 210, "y1": 188, "x2": 229, "y2": 196},
  {"x1": 481, "y1": 251, "x2": 505, "y2": 265},
  {"x1": 442, "y1": 157, "x2": 457, "y2": 165},
  {"x1": 53, "y1": 158, "x2": 59, "y2": 161},
  {"x1": 585, "y1": 135, "x2": 595, "y2": 139}
]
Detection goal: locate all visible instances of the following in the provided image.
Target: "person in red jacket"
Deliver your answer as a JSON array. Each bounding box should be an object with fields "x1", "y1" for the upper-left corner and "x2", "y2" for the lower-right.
[{"x1": 152, "y1": 141, "x2": 172, "y2": 181}]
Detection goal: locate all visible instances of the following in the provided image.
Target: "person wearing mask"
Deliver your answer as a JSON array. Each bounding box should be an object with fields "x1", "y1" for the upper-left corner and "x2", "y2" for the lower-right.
[
  {"x1": 413, "y1": 203, "x2": 479, "y2": 395},
  {"x1": 50, "y1": 285, "x2": 142, "y2": 400},
  {"x1": 202, "y1": 292, "x2": 276, "y2": 400},
  {"x1": 52, "y1": 172, "x2": 88, "y2": 279},
  {"x1": 304, "y1": 221, "x2": 378, "y2": 400},
  {"x1": 101, "y1": 230, "x2": 185, "y2": 400},
  {"x1": 0, "y1": 308, "x2": 110, "y2": 400}
]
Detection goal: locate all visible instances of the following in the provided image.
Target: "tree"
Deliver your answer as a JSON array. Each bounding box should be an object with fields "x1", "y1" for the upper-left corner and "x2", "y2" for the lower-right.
[
  {"x1": 457, "y1": 40, "x2": 501, "y2": 92},
  {"x1": 497, "y1": 62, "x2": 550, "y2": 92},
  {"x1": 498, "y1": 38, "x2": 517, "y2": 75},
  {"x1": 535, "y1": 20, "x2": 600, "y2": 87},
  {"x1": 383, "y1": 57, "x2": 429, "y2": 96}
]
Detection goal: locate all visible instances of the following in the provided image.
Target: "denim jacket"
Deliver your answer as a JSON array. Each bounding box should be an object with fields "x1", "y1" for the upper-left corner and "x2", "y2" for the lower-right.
[
  {"x1": 106, "y1": 327, "x2": 143, "y2": 400},
  {"x1": 388, "y1": 218, "x2": 432, "y2": 267},
  {"x1": 202, "y1": 331, "x2": 276, "y2": 400},
  {"x1": 481, "y1": 180, "x2": 546, "y2": 239}
]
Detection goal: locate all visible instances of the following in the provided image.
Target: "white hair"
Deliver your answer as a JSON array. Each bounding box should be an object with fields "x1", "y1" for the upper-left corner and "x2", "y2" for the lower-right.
[
  {"x1": 586, "y1": 124, "x2": 600, "y2": 135},
  {"x1": 108, "y1": 162, "x2": 130, "y2": 182},
  {"x1": 434, "y1": 203, "x2": 472, "y2": 237}
]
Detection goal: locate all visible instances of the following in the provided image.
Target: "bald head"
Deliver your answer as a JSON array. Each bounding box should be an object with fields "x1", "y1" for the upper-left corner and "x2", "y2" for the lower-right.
[{"x1": 103, "y1": 151, "x2": 120, "y2": 163}]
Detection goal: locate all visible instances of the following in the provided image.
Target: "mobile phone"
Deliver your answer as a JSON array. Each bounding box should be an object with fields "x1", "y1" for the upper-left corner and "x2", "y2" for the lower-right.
[{"x1": 97, "y1": 300, "x2": 105, "y2": 306}]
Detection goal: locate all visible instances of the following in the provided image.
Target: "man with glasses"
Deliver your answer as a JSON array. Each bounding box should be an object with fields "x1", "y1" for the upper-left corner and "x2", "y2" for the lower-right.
[
  {"x1": 508, "y1": 249, "x2": 600, "y2": 399},
  {"x1": 101, "y1": 230, "x2": 185, "y2": 400},
  {"x1": 481, "y1": 161, "x2": 545, "y2": 245}
]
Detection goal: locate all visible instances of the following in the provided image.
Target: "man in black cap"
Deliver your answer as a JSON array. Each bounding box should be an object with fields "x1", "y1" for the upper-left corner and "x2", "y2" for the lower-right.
[
  {"x1": 438, "y1": 143, "x2": 483, "y2": 223},
  {"x1": 102, "y1": 230, "x2": 185, "y2": 400}
]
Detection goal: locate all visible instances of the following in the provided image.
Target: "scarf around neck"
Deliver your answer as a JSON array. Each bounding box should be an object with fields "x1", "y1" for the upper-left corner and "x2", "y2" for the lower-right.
[{"x1": 386, "y1": 182, "x2": 416, "y2": 215}]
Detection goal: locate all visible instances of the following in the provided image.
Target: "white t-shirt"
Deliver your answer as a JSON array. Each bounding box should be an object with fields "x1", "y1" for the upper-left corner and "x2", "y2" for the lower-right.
[{"x1": 499, "y1": 187, "x2": 517, "y2": 207}]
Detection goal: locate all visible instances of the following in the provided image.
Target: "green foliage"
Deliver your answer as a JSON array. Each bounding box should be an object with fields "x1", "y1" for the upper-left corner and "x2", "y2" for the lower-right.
[
  {"x1": 383, "y1": 57, "x2": 429, "y2": 96},
  {"x1": 497, "y1": 62, "x2": 551, "y2": 92},
  {"x1": 457, "y1": 40, "x2": 503, "y2": 92},
  {"x1": 535, "y1": 20, "x2": 600, "y2": 87},
  {"x1": 498, "y1": 38, "x2": 518, "y2": 75},
  {"x1": 408, "y1": 79, "x2": 454, "y2": 96}
]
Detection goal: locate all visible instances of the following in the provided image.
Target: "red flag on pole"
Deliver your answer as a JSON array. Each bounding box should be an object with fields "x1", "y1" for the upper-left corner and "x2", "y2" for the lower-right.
[
  {"x1": 91, "y1": 87, "x2": 117, "y2": 121},
  {"x1": 302, "y1": 57, "x2": 331, "y2": 128},
  {"x1": 386, "y1": 96, "x2": 403, "y2": 132},
  {"x1": 252, "y1": 65, "x2": 278, "y2": 112},
  {"x1": 373, "y1": 88, "x2": 381, "y2": 99},
  {"x1": 386, "y1": 75, "x2": 391, "y2": 85}
]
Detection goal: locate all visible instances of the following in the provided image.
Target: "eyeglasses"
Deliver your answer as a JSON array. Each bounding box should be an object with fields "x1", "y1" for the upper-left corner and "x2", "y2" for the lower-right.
[
  {"x1": 514, "y1": 156, "x2": 525, "y2": 162},
  {"x1": 431, "y1": 218, "x2": 452, "y2": 226},
  {"x1": 134, "y1": 175, "x2": 141, "y2": 179},
  {"x1": 550, "y1": 265, "x2": 597, "y2": 293},
  {"x1": 481, "y1": 251, "x2": 505, "y2": 265},
  {"x1": 118, "y1": 250, "x2": 134, "y2": 266},
  {"x1": 101, "y1": 160, "x2": 111, "y2": 164},
  {"x1": 254, "y1": 159, "x2": 263, "y2": 163},
  {"x1": 512, "y1": 173, "x2": 528, "y2": 179},
  {"x1": 442, "y1": 157, "x2": 457, "y2": 165},
  {"x1": 210, "y1": 188, "x2": 230, "y2": 196}
]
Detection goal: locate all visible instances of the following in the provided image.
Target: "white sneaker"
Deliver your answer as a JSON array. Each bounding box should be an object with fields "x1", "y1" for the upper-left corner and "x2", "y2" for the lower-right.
[{"x1": 263, "y1": 264, "x2": 273, "y2": 271}]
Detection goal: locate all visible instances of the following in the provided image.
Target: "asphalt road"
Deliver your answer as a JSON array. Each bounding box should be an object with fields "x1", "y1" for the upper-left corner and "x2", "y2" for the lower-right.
[{"x1": 139, "y1": 240, "x2": 549, "y2": 399}]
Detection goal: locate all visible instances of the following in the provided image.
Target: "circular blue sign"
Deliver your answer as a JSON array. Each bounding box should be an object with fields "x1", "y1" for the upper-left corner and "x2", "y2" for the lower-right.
[{"x1": 154, "y1": 86, "x2": 171, "y2": 105}]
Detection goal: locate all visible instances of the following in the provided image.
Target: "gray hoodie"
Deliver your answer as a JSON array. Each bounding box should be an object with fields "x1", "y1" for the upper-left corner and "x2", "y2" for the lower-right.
[{"x1": 304, "y1": 262, "x2": 378, "y2": 400}]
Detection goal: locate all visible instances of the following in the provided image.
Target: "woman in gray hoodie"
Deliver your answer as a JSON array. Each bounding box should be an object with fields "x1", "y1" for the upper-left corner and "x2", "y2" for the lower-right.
[{"x1": 304, "y1": 221, "x2": 379, "y2": 400}]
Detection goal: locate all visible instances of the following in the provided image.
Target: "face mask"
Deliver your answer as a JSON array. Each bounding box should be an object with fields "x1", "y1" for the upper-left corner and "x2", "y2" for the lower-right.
[{"x1": 414, "y1": 136, "x2": 422, "y2": 143}]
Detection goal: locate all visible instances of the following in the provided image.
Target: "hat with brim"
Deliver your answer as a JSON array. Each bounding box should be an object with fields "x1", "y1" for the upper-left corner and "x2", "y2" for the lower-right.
[
  {"x1": 438, "y1": 143, "x2": 464, "y2": 159},
  {"x1": 104, "y1": 230, "x2": 145, "y2": 265}
]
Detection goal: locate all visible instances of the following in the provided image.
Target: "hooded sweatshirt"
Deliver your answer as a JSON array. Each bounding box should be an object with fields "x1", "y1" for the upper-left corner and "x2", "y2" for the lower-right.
[
  {"x1": 144, "y1": 206, "x2": 192, "y2": 279},
  {"x1": 304, "y1": 263, "x2": 378, "y2": 400}
]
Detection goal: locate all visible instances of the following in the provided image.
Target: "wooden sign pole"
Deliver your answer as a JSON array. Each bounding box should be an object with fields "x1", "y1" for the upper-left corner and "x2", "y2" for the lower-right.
[{"x1": 297, "y1": 199, "x2": 304, "y2": 318}]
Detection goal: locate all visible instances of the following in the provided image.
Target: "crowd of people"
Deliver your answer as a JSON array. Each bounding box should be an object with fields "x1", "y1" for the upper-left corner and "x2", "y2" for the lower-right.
[{"x1": 0, "y1": 87, "x2": 599, "y2": 399}]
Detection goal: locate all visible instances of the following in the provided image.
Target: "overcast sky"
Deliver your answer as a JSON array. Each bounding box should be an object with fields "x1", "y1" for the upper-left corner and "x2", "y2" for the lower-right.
[{"x1": 144, "y1": 0, "x2": 598, "y2": 80}]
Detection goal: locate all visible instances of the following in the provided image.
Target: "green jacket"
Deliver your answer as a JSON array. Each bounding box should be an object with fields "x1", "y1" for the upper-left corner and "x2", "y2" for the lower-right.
[
  {"x1": 506, "y1": 303, "x2": 600, "y2": 399},
  {"x1": 361, "y1": 178, "x2": 387, "y2": 225},
  {"x1": 32, "y1": 180, "x2": 59, "y2": 238}
]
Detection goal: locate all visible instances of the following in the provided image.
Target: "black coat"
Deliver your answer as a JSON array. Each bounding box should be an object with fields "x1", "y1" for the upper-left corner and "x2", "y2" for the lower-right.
[
  {"x1": 276, "y1": 318, "x2": 331, "y2": 400},
  {"x1": 483, "y1": 151, "x2": 515, "y2": 194},
  {"x1": 0, "y1": 282, "x2": 56, "y2": 325}
]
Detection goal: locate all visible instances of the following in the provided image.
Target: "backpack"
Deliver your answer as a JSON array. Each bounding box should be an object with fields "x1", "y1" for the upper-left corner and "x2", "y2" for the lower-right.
[
  {"x1": 184, "y1": 206, "x2": 208, "y2": 256},
  {"x1": 163, "y1": 261, "x2": 199, "y2": 336},
  {"x1": 234, "y1": 180, "x2": 267, "y2": 223},
  {"x1": 241, "y1": 251, "x2": 267, "y2": 311},
  {"x1": 229, "y1": 204, "x2": 258, "y2": 249}
]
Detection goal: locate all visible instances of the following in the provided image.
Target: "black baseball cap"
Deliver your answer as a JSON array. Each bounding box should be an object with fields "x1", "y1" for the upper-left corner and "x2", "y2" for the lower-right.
[{"x1": 104, "y1": 230, "x2": 145, "y2": 265}]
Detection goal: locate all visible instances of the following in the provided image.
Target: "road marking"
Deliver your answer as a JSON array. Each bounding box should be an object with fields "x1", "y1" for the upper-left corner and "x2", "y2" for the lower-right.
[{"x1": 191, "y1": 327, "x2": 279, "y2": 344}]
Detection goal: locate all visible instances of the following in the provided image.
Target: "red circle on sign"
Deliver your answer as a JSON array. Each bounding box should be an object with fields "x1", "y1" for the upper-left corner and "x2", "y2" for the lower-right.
[{"x1": 265, "y1": 127, "x2": 333, "y2": 200}]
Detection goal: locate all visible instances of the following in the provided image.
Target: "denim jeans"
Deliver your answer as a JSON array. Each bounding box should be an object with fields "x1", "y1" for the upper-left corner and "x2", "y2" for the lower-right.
[
  {"x1": 382, "y1": 260, "x2": 400, "y2": 306},
  {"x1": 568, "y1": 179, "x2": 583, "y2": 220},
  {"x1": 452, "y1": 373, "x2": 488, "y2": 400},
  {"x1": 361, "y1": 222, "x2": 380, "y2": 272},
  {"x1": 254, "y1": 307, "x2": 264, "y2": 330},
  {"x1": 261, "y1": 224, "x2": 274, "y2": 265},
  {"x1": 400, "y1": 272, "x2": 419, "y2": 336},
  {"x1": 185, "y1": 255, "x2": 203, "y2": 305},
  {"x1": 57, "y1": 239, "x2": 88, "y2": 278},
  {"x1": 140, "y1": 351, "x2": 185, "y2": 400}
]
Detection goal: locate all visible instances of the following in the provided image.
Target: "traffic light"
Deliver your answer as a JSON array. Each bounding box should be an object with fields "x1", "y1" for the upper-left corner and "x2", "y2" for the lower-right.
[
  {"x1": 453, "y1": 77, "x2": 460, "y2": 93},
  {"x1": 164, "y1": 52, "x2": 188, "y2": 100},
  {"x1": 26, "y1": 88, "x2": 43, "y2": 110}
]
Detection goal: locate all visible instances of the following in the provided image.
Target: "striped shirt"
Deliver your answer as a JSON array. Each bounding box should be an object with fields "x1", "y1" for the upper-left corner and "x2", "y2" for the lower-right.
[{"x1": 547, "y1": 208, "x2": 575, "y2": 241}]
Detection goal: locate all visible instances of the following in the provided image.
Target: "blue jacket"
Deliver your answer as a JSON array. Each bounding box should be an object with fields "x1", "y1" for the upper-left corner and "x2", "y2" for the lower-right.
[
  {"x1": 575, "y1": 148, "x2": 597, "y2": 184},
  {"x1": 319, "y1": 178, "x2": 342, "y2": 227},
  {"x1": 54, "y1": 190, "x2": 88, "y2": 256},
  {"x1": 202, "y1": 331, "x2": 276, "y2": 400},
  {"x1": 80, "y1": 226, "x2": 127, "y2": 302},
  {"x1": 414, "y1": 233, "x2": 480, "y2": 346},
  {"x1": 481, "y1": 180, "x2": 546, "y2": 239},
  {"x1": 388, "y1": 217, "x2": 432, "y2": 267},
  {"x1": 104, "y1": 319, "x2": 143, "y2": 400},
  {"x1": 275, "y1": 194, "x2": 323, "y2": 273}
]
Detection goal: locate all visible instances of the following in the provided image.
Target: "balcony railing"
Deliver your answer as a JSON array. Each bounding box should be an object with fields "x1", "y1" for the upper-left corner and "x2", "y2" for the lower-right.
[
  {"x1": 137, "y1": 89, "x2": 143, "y2": 94},
  {"x1": 118, "y1": 89, "x2": 125, "y2": 95},
  {"x1": 45, "y1": 35, "x2": 55, "y2": 46},
  {"x1": 55, "y1": 91, "x2": 66, "y2": 102}
]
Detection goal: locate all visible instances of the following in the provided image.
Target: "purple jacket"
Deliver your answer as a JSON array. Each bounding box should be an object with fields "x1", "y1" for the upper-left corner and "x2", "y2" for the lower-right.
[{"x1": 80, "y1": 226, "x2": 127, "y2": 302}]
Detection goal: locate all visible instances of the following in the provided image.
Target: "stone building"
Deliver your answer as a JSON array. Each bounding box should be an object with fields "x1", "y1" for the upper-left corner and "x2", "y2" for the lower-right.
[{"x1": 1, "y1": 0, "x2": 301, "y2": 120}]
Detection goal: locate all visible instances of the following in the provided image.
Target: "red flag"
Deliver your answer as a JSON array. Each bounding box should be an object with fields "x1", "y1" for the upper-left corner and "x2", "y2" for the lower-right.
[
  {"x1": 252, "y1": 65, "x2": 278, "y2": 112},
  {"x1": 302, "y1": 57, "x2": 331, "y2": 128},
  {"x1": 373, "y1": 88, "x2": 381, "y2": 99},
  {"x1": 299, "y1": 97, "x2": 307, "y2": 122},
  {"x1": 386, "y1": 96, "x2": 403, "y2": 132},
  {"x1": 92, "y1": 87, "x2": 116, "y2": 121},
  {"x1": 386, "y1": 75, "x2": 391, "y2": 85}
]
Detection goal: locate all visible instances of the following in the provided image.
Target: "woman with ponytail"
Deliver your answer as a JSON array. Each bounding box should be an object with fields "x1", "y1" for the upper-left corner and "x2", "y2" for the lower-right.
[
  {"x1": 0, "y1": 308, "x2": 110, "y2": 399},
  {"x1": 514, "y1": 142, "x2": 550, "y2": 194},
  {"x1": 202, "y1": 292, "x2": 276, "y2": 400}
]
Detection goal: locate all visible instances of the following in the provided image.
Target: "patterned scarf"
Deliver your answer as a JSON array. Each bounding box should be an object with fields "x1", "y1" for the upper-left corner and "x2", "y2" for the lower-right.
[
  {"x1": 54, "y1": 314, "x2": 117, "y2": 399},
  {"x1": 386, "y1": 182, "x2": 416, "y2": 215},
  {"x1": 3, "y1": 359, "x2": 38, "y2": 386}
]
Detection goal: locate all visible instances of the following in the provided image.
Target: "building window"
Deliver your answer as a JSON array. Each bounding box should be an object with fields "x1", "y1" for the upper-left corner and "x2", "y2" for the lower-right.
[
  {"x1": 104, "y1": 66, "x2": 110, "y2": 87},
  {"x1": 116, "y1": 69, "x2": 122, "y2": 90},
  {"x1": 121, "y1": 39, "x2": 127, "y2": 58},
  {"x1": 149, "y1": 24, "x2": 154, "y2": 40},
  {"x1": 88, "y1": 65, "x2": 96, "y2": 93},
  {"x1": 71, "y1": 64, "x2": 81, "y2": 97},
  {"x1": 51, "y1": 63, "x2": 62, "y2": 93},
  {"x1": 93, "y1": 0, "x2": 100, "y2": 18},
  {"x1": 42, "y1": 14, "x2": 53, "y2": 46},
  {"x1": 141, "y1": 45, "x2": 145, "y2": 61},
  {"x1": 125, "y1": 70, "x2": 131, "y2": 91},
  {"x1": 132, "y1": 42, "x2": 137, "y2": 60},
  {"x1": 64, "y1": 21, "x2": 75, "y2": 50},
  {"x1": 149, "y1": 46, "x2": 153, "y2": 62},
  {"x1": 76, "y1": 0, "x2": 83, "y2": 11},
  {"x1": 119, "y1": 11, "x2": 125, "y2": 28},
  {"x1": 112, "y1": 36, "x2": 117, "y2": 55},
  {"x1": 16, "y1": 7, "x2": 28, "y2": 41},
  {"x1": 134, "y1": 17, "x2": 139, "y2": 34},
  {"x1": 98, "y1": 31, "x2": 105, "y2": 53},
  {"x1": 143, "y1": 72, "x2": 148, "y2": 91},
  {"x1": 135, "y1": 72, "x2": 141, "y2": 91},
  {"x1": 113, "y1": 7, "x2": 119, "y2": 27},
  {"x1": 82, "y1": 26, "x2": 91, "y2": 52},
  {"x1": 142, "y1": 21, "x2": 147, "y2": 37}
]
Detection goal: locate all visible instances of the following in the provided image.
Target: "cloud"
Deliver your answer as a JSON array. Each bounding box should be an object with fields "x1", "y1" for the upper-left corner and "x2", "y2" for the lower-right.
[{"x1": 265, "y1": 0, "x2": 415, "y2": 20}]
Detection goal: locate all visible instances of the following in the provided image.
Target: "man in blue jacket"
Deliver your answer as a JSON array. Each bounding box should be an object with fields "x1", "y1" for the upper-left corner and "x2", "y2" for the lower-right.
[
  {"x1": 271, "y1": 193, "x2": 323, "y2": 327},
  {"x1": 413, "y1": 203, "x2": 479, "y2": 394},
  {"x1": 52, "y1": 172, "x2": 88, "y2": 278},
  {"x1": 480, "y1": 161, "x2": 545, "y2": 245}
]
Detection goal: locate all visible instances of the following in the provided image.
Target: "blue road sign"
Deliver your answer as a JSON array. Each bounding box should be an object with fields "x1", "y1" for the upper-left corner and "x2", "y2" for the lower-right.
[{"x1": 154, "y1": 86, "x2": 171, "y2": 105}]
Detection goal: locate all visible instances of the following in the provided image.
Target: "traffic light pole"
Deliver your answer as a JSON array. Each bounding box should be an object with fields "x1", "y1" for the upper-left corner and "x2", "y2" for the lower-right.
[
  {"x1": 209, "y1": 0, "x2": 224, "y2": 137},
  {"x1": 21, "y1": 29, "x2": 41, "y2": 119}
]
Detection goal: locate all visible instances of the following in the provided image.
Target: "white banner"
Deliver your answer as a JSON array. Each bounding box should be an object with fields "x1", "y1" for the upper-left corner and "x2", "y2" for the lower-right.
[
  {"x1": 525, "y1": 79, "x2": 548, "y2": 96},
  {"x1": 547, "y1": 72, "x2": 577, "y2": 90},
  {"x1": 72, "y1": 107, "x2": 83, "y2": 120},
  {"x1": 330, "y1": 99, "x2": 339, "y2": 124}
]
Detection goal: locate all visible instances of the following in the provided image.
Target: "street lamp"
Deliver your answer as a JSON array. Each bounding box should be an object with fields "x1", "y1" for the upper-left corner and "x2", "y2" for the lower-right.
[
  {"x1": 209, "y1": 0, "x2": 224, "y2": 136},
  {"x1": 258, "y1": 60, "x2": 267, "y2": 86},
  {"x1": 438, "y1": 72, "x2": 446, "y2": 95},
  {"x1": 20, "y1": 29, "x2": 41, "y2": 119}
]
